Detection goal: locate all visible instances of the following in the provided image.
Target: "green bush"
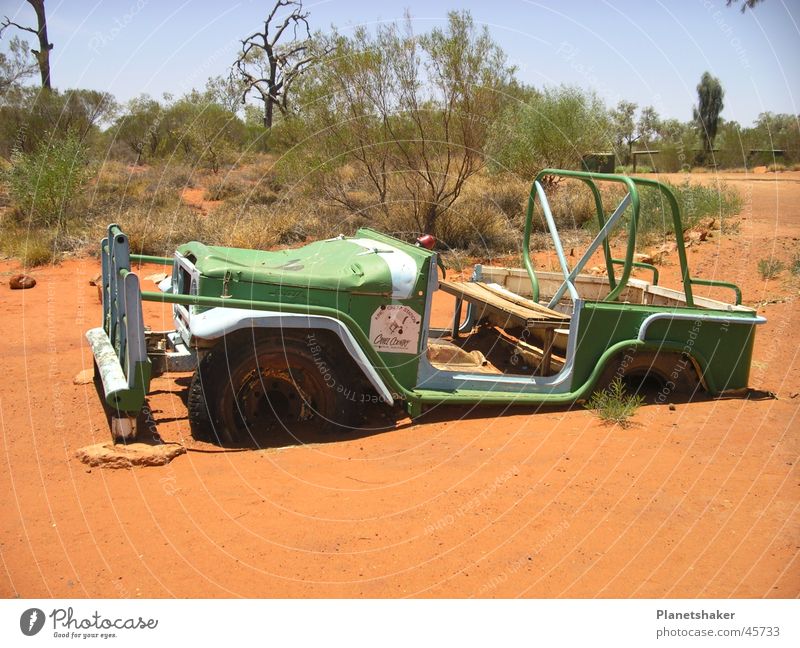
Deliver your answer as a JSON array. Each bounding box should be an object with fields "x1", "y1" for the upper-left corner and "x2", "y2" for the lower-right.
[
  {"x1": 486, "y1": 85, "x2": 610, "y2": 178},
  {"x1": 586, "y1": 377, "x2": 645, "y2": 427},
  {"x1": 636, "y1": 179, "x2": 742, "y2": 236},
  {"x1": 790, "y1": 254, "x2": 800, "y2": 276},
  {"x1": 757, "y1": 258, "x2": 784, "y2": 280},
  {"x1": 6, "y1": 132, "x2": 93, "y2": 229}
]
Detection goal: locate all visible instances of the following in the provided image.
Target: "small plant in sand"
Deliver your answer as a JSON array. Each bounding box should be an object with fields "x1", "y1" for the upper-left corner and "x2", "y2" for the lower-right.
[
  {"x1": 757, "y1": 258, "x2": 784, "y2": 280},
  {"x1": 789, "y1": 253, "x2": 800, "y2": 277},
  {"x1": 586, "y1": 377, "x2": 645, "y2": 427}
]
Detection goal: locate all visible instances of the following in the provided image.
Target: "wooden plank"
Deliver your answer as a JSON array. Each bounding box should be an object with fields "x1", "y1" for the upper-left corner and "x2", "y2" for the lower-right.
[
  {"x1": 439, "y1": 280, "x2": 570, "y2": 327},
  {"x1": 540, "y1": 328, "x2": 554, "y2": 375},
  {"x1": 481, "y1": 282, "x2": 569, "y2": 320},
  {"x1": 491, "y1": 326, "x2": 565, "y2": 375}
]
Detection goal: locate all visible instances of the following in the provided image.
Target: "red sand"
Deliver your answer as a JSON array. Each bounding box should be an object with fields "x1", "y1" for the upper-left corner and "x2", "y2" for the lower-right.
[{"x1": 1, "y1": 172, "x2": 797, "y2": 598}]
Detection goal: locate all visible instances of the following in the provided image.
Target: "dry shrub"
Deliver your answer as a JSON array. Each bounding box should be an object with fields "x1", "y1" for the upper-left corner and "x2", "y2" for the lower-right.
[
  {"x1": 310, "y1": 163, "x2": 385, "y2": 217},
  {"x1": 757, "y1": 258, "x2": 784, "y2": 280},
  {"x1": 334, "y1": 189, "x2": 377, "y2": 215},
  {"x1": 767, "y1": 163, "x2": 786, "y2": 172},
  {"x1": 467, "y1": 172, "x2": 527, "y2": 220},
  {"x1": 0, "y1": 229, "x2": 53, "y2": 266},
  {"x1": 528, "y1": 179, "x2": 619, "y2": 232},
  {"x1": 435, "y1": 201, "x2": 516, "y2": 255},
  {"x1": 440, "y1": 249, "x2": 471, "y2": 273},
  {"x1": 86, "y1": 163, "x2": 182, "y2": 214},
  {"x1": 204, "y1": 178, "x2": 247, "y2": 201},
  {"x1": 19, "y1": 238, "x2": 54, "y2": 267},
  {"x1": 222, "y1": 183, "x2": 279, "y2": 207},
  {"x1": 116, "y1": 205, "x2": 210, "y2": 257},
  {"x1": 216, "y1": 211, "x2": 307, "y2": 249},
  {"x1": 145, "y1": 164, "x2": 196, "y2": 190},
  {"x1": 236, "y1": 154, "x2": 279, "y2": 184},
  {"x1": 204, "y1": 199, "x2": 348, "y2": 251},
  {"x1": 0, "y1": 220, "x2": 59, "y2": 266},
  {"x1": 94, "y1": 160, "x2": 136, "y2": 186}
]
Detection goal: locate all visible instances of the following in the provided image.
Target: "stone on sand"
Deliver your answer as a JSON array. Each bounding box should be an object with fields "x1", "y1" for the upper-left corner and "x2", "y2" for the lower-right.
[{"x1": 76, "y1": 442, "x2": 186, "y2": 469}]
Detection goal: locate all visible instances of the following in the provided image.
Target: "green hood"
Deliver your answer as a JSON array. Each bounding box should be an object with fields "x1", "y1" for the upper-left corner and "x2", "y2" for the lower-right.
[{"x1": 178, "y1": 229, "x2": 430, "y2": 298}]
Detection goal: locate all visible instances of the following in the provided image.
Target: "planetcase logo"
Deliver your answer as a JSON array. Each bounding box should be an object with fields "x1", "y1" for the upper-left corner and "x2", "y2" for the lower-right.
[
  {"x1": 19, "y1": 607, "x2": 158, "y2": 639},
  {"x1": 20, "y1": 608, "x2": 46, "y2": 636}
]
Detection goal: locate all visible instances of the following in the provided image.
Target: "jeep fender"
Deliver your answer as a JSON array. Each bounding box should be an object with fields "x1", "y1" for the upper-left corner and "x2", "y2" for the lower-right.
[{"x1": 188, "y1": 307, "x2": 394, "y2": 405}]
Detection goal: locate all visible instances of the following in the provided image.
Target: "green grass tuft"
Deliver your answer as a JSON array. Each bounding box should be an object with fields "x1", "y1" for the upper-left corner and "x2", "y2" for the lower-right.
[
  {"x1": 757, "y1": 258, "x2": 785, "y2": 280},
  {"x1": 789, "y1": 253, "x2": 800, "y2": 276},
  {"x1": 586, "y1": 377, "x2": 645, "y2": 427}
]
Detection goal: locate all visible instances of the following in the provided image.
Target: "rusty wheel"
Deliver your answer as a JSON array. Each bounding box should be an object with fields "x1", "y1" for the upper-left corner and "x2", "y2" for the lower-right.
[{"x1": 189, "y1": 333, "x2": 358, "y2": 445}]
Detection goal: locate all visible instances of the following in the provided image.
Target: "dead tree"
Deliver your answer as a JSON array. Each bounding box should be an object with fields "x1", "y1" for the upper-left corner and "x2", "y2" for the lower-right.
[
  {"x1": 233, "y1": 0, "x2": 320, "y2": 128},
  {"x1": 1, "y1": 0, "x2": 53, "y2": 89}
]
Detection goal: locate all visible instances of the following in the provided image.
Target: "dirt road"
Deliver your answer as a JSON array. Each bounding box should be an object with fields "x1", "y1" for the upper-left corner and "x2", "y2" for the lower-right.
[{"x1": 1, "y1": 172, "x2": 798, "y2": 598}]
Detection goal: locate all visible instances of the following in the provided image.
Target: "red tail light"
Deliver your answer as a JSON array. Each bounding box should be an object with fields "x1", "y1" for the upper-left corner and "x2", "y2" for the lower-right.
[{"x1": 416, "y1": 234, "x2": 436, "y2": 250}]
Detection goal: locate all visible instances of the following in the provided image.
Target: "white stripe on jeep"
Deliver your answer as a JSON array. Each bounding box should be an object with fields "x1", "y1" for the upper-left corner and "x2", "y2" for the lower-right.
[{"x1": 349, "y1": 238, "x2": 417, "y2": 300}]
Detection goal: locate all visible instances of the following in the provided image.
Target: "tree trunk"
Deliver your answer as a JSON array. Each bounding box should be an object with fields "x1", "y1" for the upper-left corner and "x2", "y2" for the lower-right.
[
  {"x1": 28, "y1": 0, "x2": 53, "y2": 89},
  {"x1": 423, "y1": 204, "x2": 438, "y2": 236},
  {"x1": 263, "y1": 61, "x2": 279, "y2": 129},
  {"x1": 264, "y1": 97, "x2": 274, "y2": 129}
]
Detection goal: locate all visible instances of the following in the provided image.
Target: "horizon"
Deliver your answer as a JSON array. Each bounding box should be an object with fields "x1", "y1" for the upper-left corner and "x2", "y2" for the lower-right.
[{"x1": 0, "y1": 0, "x2": 798, "y2": 127}]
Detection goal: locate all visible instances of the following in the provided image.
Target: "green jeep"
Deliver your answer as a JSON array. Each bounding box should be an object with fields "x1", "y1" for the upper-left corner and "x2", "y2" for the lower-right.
[{"x1": 87, "y1": 170, "x2": 764, "y2": 442}]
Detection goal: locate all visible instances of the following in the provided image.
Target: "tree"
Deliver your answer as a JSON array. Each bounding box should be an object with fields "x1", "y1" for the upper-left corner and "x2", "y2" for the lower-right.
[
  {"x1": 694, "y1": 71, "x2": 724, "y2": 161},
  {"x1": 486, "y1": 85, "x2": 609, "y2": 179},
  {"x1": 161, "y1": 92, "x2": 247, "y2": 173},
  {"x1": 0, "y1": 36, "x2": 36, "y2": 95},
  {"x1": 611, "y1": 100, "x2": 638, "y2": 164},
  {"x1": 637, "y1": 106, "x2": 660, "y2": 146},
  {"x1": 0, "y1": 87, "x2": 115, "y2": 155},
  {"x1": 753, "y1": 112, "x2": 800, "y2": 162},
  {"x1": 298, "y1": 11, "x2": 513, "y2": 235},
  {"x1": 726, "y1": 0, "x2": 765, "y2": 11},
  {"x1": 1, "y1": 0, "x2": 53, "y2": 89},
  {"x1": 656, "y1": 118, "x2": 688, "y2": 142},
  {"x1": 61, "y1": 89, "x2": 117, "y2": 139},
  {"x1": 234, "y1": 0, "x2": 322, "y2": 128},
  {"x1": 204, "y1": 74, "x2": 248, "y2": 114},
  {"x1": 113, "y1": 95, "x2": 163, "y2": 164}
]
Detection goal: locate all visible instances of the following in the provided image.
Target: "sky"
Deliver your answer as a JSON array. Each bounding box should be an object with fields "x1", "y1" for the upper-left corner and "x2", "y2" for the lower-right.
[{"x1": 0, "y1": 0, "x2": 798, "y2": 126}]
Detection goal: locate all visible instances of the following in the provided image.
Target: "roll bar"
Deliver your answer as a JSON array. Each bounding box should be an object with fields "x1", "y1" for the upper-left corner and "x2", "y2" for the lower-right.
[{"x1": 523, "y1": 169, "x2": 742, "y2": 306}]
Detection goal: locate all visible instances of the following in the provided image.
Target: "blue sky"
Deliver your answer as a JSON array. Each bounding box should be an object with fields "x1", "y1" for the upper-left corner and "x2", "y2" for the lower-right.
[{"x1": 1, "y1": 0, "x2": 797, "y2": 125}]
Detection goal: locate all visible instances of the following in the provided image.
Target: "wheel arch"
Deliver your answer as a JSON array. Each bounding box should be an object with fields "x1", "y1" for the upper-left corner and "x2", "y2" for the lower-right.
[
  {"x1": 188, "y1": 307, "x2": 394, "y2": 405},
  {"x1": 584, "y1": 340, "x2": 709, "y2": 398}
]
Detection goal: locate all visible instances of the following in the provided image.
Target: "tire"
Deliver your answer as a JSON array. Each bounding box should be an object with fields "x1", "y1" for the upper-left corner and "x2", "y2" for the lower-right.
[
  {"x1": 594, "y1": 349, "x2": 702, "y2": 401},
  {"x1": 188, "y1": 331, "x2": 359, "y2": 444},
  {"x1": 187, "y1": 362, "x2": 213, "y2": 441}
]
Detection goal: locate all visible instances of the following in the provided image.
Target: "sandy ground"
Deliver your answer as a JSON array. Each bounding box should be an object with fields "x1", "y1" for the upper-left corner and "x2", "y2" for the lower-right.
[{"x1": 0, "y1": 172, "x2": 798, "y2": 598}]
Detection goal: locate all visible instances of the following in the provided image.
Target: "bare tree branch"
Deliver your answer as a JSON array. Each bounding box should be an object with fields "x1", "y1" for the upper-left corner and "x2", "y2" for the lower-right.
[
  {"x1": 1, "y1": 0, "x2": 53, "y2": 89},
  {"x1": 0, "y1": 18, "x2": 38, "y2": 36},
  {"x1": 232, "y1": 0, "x2": 323, "y2": 128}
]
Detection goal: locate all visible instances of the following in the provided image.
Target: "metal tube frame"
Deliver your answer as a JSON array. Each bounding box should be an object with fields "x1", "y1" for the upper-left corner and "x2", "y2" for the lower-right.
[{"x1": 523, "y1": 169, "x2": 743, "y2": 307}]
